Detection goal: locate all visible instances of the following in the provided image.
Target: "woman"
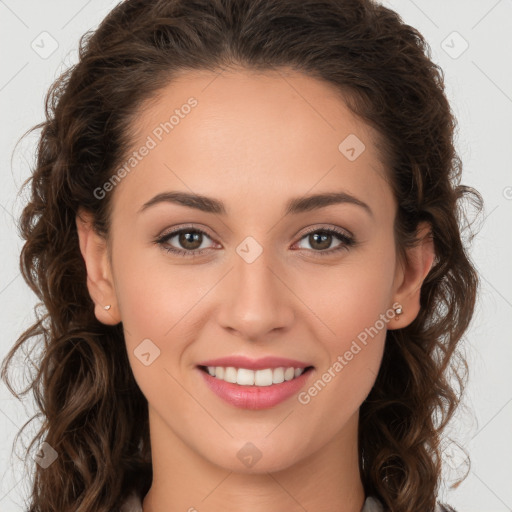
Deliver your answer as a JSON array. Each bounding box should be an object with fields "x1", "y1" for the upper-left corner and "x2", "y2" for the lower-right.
[{"x1": 1, "y1": 0, "x2": 481, "y2": 511}]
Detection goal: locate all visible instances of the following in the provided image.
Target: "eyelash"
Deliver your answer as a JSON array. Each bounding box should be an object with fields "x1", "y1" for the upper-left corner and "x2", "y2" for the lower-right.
[{"x1": 154, "y1": 225, "x2": 356, "y2": 259}]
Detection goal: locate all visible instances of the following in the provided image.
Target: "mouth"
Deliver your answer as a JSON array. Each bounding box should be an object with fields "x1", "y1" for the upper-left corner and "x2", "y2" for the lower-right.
[
  {"x1": 197, "y1": 363, "x2": 315, "y2": 410},
  {"x1": 197, "y1": 365, "x2": 315, "y2": 387}
]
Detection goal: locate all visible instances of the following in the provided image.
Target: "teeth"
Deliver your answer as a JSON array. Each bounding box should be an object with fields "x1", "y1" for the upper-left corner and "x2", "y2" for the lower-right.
[
  {"x1": 272, "y1": 367, "x2": 284, "y2": 384},
  {"x1": 224, "y1": 366, "x2": 237, "y2": 383},
  {"x1": 205, "y1": 366, "x2": 307, "y2": 386}
]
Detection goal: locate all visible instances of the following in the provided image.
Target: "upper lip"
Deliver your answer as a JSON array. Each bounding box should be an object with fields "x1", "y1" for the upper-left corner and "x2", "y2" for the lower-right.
[{"x1": 197, "y1": 356, "x2": 312, "y2": 370}]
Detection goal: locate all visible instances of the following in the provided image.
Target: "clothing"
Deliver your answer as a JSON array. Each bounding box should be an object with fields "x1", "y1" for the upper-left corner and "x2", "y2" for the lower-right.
[{"x1": 119, "y1": 491, "x2": 457, "y2": 511}]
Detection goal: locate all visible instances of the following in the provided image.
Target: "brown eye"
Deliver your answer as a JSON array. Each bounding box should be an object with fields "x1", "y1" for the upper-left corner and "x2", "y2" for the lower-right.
[
  {"x1": 295, "y1": 227, "x2": 355, "y2": 256},
  {"x1": 156, "y1": 227, "x2": 216, "y2": 257}
]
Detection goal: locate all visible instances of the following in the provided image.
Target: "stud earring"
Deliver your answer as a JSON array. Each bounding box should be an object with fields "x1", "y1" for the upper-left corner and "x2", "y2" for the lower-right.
[
  {"x1": 104, "y1": 304, "x2": 111, "y2": 311},
  {"x1": 394, "y1": 304, "x2": 403, "y2": 320}
]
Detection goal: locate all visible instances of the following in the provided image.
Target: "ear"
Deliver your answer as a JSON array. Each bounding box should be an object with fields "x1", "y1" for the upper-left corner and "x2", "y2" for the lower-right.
[
  {"x1": 388, "y1": 221, "x2": 435, "y2": 330},
  {"x1": 76, "y1": 207, "x2": 121, "y2": 325}
]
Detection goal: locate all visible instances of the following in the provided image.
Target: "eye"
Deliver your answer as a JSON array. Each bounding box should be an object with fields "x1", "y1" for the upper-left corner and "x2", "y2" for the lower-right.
[
  {"x1": 155, "y1": 226, "x2": 217, "y2": 258},
  {"x1": 294, "y1": 227, "x2": 355, "y2": 256}
]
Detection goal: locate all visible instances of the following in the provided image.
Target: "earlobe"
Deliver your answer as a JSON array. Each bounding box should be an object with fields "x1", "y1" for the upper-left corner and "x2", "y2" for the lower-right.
[
  {"x1": 388, "y1": 221, "x2": 435, "y2": 330},
  {"x1": 76, "y1": 208, "x2": 121, "y2": 325}
]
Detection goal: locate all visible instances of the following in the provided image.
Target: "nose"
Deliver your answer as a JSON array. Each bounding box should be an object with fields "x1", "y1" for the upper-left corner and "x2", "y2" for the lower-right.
[{"x1": 216, "y1": 248, "x2": 295, "y2": 342}]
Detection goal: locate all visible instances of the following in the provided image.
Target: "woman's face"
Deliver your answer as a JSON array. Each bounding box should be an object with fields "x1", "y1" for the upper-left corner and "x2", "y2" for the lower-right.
[{"x1": 79, "y1": 68, "x2": 431, "y2": 474}]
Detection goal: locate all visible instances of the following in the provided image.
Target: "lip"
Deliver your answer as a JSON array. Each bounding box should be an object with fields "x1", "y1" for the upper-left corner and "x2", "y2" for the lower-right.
[
  {"x1": 196, "y1": 355, "x2": 311, "y2": 370},
  {"x1": 197, "y1": 366, "x2": 314, "y2": 410}
]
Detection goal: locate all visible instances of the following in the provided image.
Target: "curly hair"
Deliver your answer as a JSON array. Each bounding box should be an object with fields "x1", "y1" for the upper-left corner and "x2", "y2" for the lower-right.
[{"x1": 1, "y1": 0, "x2": 483, "y2": 511}]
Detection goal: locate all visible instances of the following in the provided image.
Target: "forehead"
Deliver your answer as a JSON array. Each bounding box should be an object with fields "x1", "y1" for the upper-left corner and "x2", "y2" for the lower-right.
[{"x1": 110, "y1": 68, "x2": 393, "y2": 220}]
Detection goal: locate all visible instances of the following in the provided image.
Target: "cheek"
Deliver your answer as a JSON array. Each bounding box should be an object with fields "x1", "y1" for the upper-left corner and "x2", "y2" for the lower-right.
[
  {"x1": 296, "y1": 299, "x2": 389, "y2": 445},
  {"x1": 294, "y1": 240, "x2": 395, "y2": 409},
  {"x1": 112, "y1": 248, "x2": 210, "y2": 388},
  {"x1": 295, "y1": 240, "x2": 397, "y2": 343},
  {"x1": 114, "y1": 242, "x2": 215, "y2": 338}
]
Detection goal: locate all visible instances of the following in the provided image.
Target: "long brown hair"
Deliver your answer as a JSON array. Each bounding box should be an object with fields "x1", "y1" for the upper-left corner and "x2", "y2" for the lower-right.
[{"x1": 1, "y1": 0, "x2": 482, "y2": 511}]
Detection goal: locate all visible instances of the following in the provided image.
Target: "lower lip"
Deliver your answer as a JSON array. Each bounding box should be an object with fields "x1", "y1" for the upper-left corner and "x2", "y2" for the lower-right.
[{"x1": 198, "y1": 367, "x2": 313, "y2": 410}]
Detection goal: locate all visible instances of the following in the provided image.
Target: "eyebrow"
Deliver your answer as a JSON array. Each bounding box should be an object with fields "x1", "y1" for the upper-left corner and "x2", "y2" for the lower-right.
[{"x1": 138, "y1": 190, "x2": 373, "y2": 218}]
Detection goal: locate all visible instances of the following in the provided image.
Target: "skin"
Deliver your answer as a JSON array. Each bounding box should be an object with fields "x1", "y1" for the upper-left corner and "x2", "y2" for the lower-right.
[{"x1": 76, "y1": 68, "x2": 434, "y2": 512}]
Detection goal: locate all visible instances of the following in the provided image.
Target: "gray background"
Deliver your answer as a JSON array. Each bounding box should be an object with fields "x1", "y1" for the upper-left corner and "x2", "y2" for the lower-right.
[{"x1": 1, "y1": 1, "x2": 511, "y2": 511}]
